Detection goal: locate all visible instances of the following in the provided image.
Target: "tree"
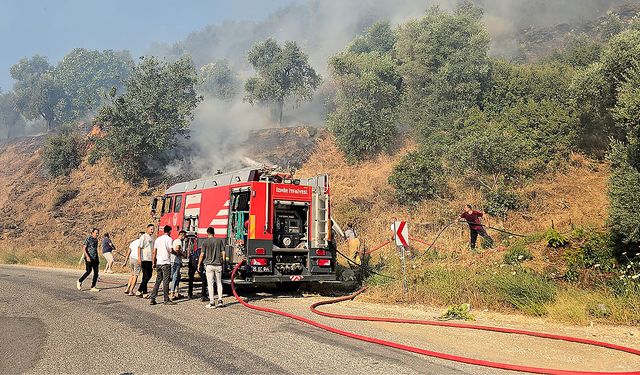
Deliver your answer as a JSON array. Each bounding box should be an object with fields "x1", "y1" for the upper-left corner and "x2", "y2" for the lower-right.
[
  {"x1": 244, "y1": 39, "x2": 321, "y2": 126},
  {"x1": 198, "y1": 60, "x2": 239, "y2": 100},
  {"x1": 0, "y1": 90, "x2": 25, "y2": 139},
  {"x1": 571, "y1": 29, "x2": 640, "y2": 155},
  {"x1": 95, "y1": 56, "x2": 201, "y2": 180},
  {"x1": 328, "y1": 52, "x2": 401, "y2": 161},
  {"x1": 483, "y1": 60, "x2": 574, "y2": 115},
  {"x1": 608, "y1": 141, "x2": 640, "y2": 257},
  {"x1": 395, "y1": 2, "x2": 490, "y2": 140},
  {"x1": 452, "y1": 100, "x2": 576, "y2": 180},
  {"x1": 614, "y1": 65, "x2": 640, "y2": 167},
  {"x1": 348, "y1": 21, "x2": 396, "y2": 55},
  {"x1": 10, "y1": 55, "x2": 69, "y2": 131},
  {"x1": 599, "y1": 11, "x2": 624, "y2": 40},
  {"x1": 55, "y1": 48, "x2": 133, "y2": 120},
  {"x1": 551, "y1": 33, "x2": 602, "y2": 68}
]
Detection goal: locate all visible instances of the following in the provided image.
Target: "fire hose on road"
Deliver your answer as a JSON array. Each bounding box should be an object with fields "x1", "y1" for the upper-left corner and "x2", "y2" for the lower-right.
[{"x1": 230, "y1": 260, "x2": 640, "y2": 375}]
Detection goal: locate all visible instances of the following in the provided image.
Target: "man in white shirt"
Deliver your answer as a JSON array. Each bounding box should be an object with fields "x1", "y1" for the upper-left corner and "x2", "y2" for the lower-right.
[
  {"x1": 123, "y1": 232, "x2": 144, "y2": 296},
  {"x1": 170, "y1": 230, "x2": 186, "y2": 300},
  {"x1": 136, "y1": 224, "x2": 156, "y2": 297},
  {"x1": 150, "y1": 225, "x2": 176, "y2": 306}
]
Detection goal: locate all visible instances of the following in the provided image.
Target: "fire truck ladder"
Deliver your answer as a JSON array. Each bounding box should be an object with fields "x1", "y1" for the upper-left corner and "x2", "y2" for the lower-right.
[{"x1": 302, "y1": 175, "x2": 330, "y2": 249}]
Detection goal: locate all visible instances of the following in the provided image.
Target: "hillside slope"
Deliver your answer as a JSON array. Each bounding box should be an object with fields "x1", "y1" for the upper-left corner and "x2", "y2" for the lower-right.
[
  {"x1": 297, "y1": 138, "x2": 609, "y2": 253},
  {"x1": 0, "y1": 126, "x2": 325, "y2": 266},
  {"x1": 0, "y1": 136, "x2": 153, "y2": 266},
  {"x1": 0, "y1": 133, "x2": 610, "y2": 267}
]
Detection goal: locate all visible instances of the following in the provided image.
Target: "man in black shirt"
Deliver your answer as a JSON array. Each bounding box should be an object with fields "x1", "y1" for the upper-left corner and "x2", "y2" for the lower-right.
[{"x1": 78, "y1": 228, "x2": 100, "y2": 291}]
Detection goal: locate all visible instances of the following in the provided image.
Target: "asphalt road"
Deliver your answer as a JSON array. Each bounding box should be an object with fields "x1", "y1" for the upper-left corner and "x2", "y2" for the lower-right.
[
  {"x1": 1, "y1": 265, "x2": 637, "y2": 375},
  {"x1": 0, "y1": 265, "x2": 518, "y2": 375}
]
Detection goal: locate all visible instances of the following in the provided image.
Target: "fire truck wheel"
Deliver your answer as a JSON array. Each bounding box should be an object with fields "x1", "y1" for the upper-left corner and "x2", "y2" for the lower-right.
[{"x1": 275, "y1": 282, "x2": 301, "y2": 293}]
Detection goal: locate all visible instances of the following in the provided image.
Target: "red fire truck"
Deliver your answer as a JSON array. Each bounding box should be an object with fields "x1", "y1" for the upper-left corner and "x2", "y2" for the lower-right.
[{"x1": 151, "y1": 167, "x2": 338, "y2": 288}]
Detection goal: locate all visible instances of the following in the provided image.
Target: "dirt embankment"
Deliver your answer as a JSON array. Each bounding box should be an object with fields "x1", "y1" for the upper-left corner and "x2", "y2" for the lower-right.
[
  {"x1": 0, "y1": 136, "x2": 153, "y2": 266},
  {"x1": 242, "y1": 125, "x2": 326, "y2": 170}
]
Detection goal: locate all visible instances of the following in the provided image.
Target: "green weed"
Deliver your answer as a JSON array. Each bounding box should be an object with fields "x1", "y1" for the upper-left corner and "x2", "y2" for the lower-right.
[
  {"x1": 503, "y1": 243, "x2": 533, "y2": 265},
  {"x1": 485, "y1": 269, "x2": 556, "y2": 316},
  {"x1": 439, "y1": 303, "x2": 475, "y2": 321}
]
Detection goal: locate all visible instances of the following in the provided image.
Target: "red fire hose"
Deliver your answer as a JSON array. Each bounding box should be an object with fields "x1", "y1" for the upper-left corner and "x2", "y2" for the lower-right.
[
  {"x1": 364, "y1": 239, "x2": 392, "y2": 255},
  {"x1": 230, "y1": 260, "x2": 640, "y2": 375}
]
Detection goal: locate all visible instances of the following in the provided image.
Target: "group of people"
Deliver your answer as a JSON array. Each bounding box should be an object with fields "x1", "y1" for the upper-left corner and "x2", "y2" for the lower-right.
[{"x1": 76, "y1": 224, "x2": 227, "y2": 309}]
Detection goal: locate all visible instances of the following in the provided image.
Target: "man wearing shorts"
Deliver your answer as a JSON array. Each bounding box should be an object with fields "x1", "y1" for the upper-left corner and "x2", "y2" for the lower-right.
[
  {"x1": 123, "y1": 232, "x2": 143, "y2": 295},
  {"x1": 101, "y1": 233, "x2": 116, "y2": 273}
]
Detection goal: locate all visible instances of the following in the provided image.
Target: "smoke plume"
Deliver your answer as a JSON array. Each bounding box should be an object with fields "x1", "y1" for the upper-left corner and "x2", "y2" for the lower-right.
[{"x1": 154, "y1": 0, "x2": 626, "y2": 176}]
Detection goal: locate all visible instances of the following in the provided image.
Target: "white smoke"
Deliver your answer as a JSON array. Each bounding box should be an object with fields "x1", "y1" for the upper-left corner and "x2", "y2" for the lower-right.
[
  {"x1": 188, "y1": 98, "x2": 274, "y2": 177},
  {"x1": 163, "y1": 0, "x2": 626, "y2": 176}
]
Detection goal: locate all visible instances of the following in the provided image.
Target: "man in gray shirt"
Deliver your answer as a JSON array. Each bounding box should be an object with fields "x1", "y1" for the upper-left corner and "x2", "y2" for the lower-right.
[{"x1": 198, "y1": 227, "x2": 225, "y2": 309}]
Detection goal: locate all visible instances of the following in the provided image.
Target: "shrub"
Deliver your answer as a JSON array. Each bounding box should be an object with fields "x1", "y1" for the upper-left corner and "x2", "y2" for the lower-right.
[
  {"x1": 0, "y1": 250, "x2": 20, "y2": 264},
  {"x1": 486, "y1": 269, "x2": 556, "y2": 316},
  {"x1": 545, "y1": 228, "x2": 568, "y2": 248},
  {"x1": 42, "y1": 127, "x2": 84, "y2": 177},
  {"x1": 439, "y1": 304, "x2": 475, "y2": 321},
  {"x1": 562, "y1": 247, "x2": 585, "y2": 283},
  {"x1": 580, "y1": 232, "x2": 615, "y2": 268},
  {"x1": 609, "y1": 140, "x2": 640, "y2": 258},
  {"x1": 563, "y1": 231, "x2": 617, "y2": 283},
  {"x1": 587, "y1": 303, "x2": 611, "y2": 318},
  {"x1": 87, "y1": 146, "x2": 102, "y2": 165},
  {"x1": 389, "y1": 150, "x2": 445, "y2": 206},
  {"x1": 503, "y1": 244, "x2": 533, "y2": 265},
  {"x1": 483, "y1": 185, "x2": 520, "y2": 219}
]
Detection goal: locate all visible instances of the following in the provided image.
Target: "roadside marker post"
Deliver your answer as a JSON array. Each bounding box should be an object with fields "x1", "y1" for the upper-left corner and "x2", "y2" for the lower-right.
[{"x1": 391, "y1": 220, "x2": 409, "y2": 295}]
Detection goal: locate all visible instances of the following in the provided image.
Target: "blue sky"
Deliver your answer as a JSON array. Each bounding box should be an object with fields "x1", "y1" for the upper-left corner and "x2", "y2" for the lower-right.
[{"x1": 0, "y1": 0, "x2": 298, "y2": 90}]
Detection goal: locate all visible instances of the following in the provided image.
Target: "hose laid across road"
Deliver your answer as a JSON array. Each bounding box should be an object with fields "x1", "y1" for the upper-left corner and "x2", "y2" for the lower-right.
[{"x1": 231, "y1": 260, "x2": 640, "y2": 375}]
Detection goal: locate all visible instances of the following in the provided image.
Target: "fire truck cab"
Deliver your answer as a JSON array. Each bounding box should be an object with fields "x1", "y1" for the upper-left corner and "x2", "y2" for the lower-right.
[{"x1": 152, "y1": 167, "x2": 338, "y2": 287}]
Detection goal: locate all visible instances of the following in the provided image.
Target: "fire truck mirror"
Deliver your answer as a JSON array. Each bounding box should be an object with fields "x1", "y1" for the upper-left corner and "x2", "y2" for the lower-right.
[{"x1": 151, "y1": 197, "x2": 158, "y2": 211}]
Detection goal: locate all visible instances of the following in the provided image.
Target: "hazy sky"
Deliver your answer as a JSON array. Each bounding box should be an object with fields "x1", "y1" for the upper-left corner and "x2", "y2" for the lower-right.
[{"x1": 0, "y1": 0, "x2": 298, "y2": 90}]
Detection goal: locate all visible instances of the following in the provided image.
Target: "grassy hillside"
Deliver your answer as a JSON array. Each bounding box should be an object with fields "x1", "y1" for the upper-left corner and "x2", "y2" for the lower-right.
[
  {"x1": 297, "y1": 138, "x2": 608, "y2": 253},
  {"x1": 0, "y1": 136, "x2": 154, "y2": 267},
  {"x1": 297, "y1": 137, "x2": 639, "y2": 325}
]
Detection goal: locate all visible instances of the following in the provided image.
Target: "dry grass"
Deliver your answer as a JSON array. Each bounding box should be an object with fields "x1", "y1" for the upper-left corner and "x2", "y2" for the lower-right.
[
  {"x1": 297, "y1": 139, "x2": 610, "y2": 261},
  {"x1": 0, "y1": 136, "x2": 157, "y2": 267},
  {"x1": 295, "y1": 137, "x2": 635, "y2": 325},
  {"x1": 547, "y1": 288, "x2": 640, "y2": 325}
]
